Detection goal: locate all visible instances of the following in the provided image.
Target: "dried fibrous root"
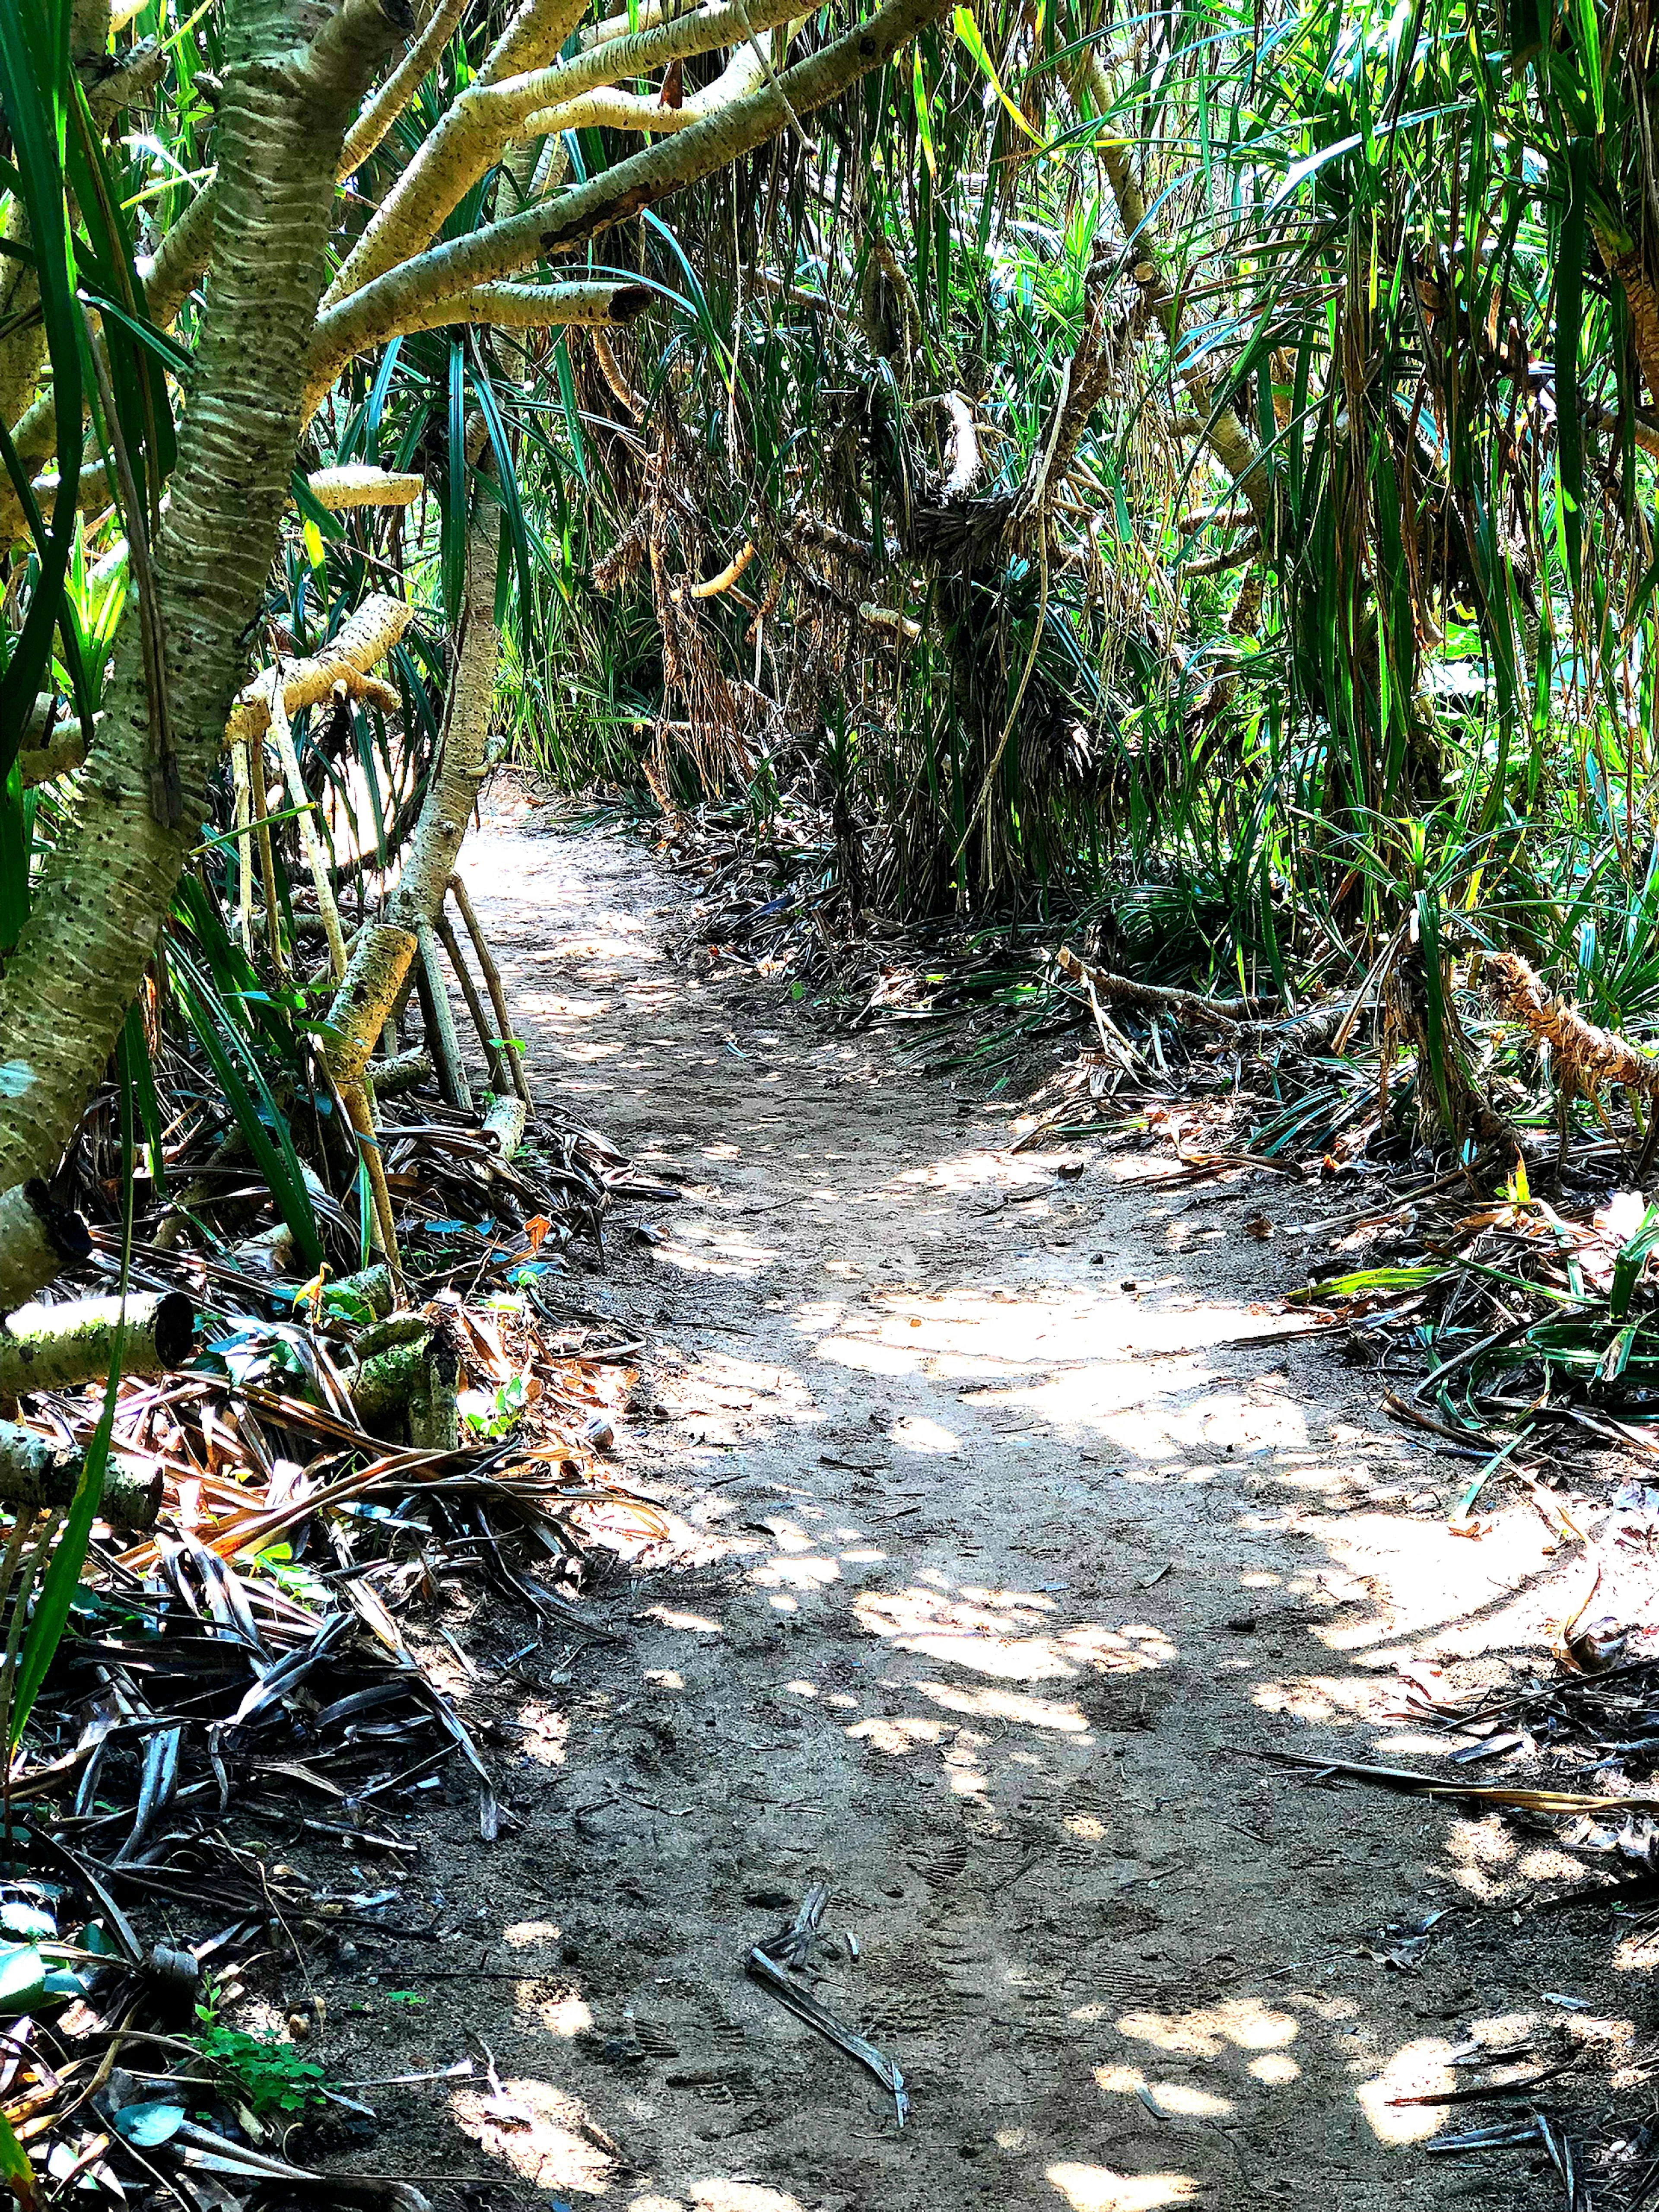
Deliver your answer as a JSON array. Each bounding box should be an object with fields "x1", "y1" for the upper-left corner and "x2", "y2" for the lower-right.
[
  {"x1": 940, "y1": 391, "x2": 981, "y2": 499},
  {"x1": 223, "y1": 594, "x2": 413, "y2": 750},
  {"x1": 1488, "y1": 949, "x2": 1659, "y2": 1101},
  {"x1": 593, "y1": 512, "x2": 650, "y2": 593},
  {"x1": 591, "y1": 325, "x2": 643, "y2": 419},
  {"x1": 744, "y1": 562, "x2": 783, "y2": 648}
]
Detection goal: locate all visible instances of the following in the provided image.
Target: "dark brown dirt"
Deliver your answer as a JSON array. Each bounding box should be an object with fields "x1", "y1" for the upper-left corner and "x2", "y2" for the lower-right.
[{"x1": 282, "y1": 794, "x2": 1645, "y2": 2212}]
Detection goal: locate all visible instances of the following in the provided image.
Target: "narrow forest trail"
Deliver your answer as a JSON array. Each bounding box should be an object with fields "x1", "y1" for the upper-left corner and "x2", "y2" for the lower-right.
[{"x1": 323, "y1": 793, "x2": 1631, "y2": 2212}]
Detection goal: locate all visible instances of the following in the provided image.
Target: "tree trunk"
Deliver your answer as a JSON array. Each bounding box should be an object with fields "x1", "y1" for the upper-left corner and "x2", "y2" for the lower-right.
[{"x1": 0, "y1": 0, "x2": 407, "y2": 1297}]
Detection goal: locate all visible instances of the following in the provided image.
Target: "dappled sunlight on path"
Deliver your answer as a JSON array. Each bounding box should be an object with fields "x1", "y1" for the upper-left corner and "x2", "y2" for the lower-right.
[{"x1": 345, "y1": 797, "x2": 1632, "y2": 2212}]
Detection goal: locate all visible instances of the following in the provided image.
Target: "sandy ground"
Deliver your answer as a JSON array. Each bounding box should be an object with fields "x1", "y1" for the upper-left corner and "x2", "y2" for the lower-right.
[{"x1": 301, "y1": 796, "x2": 1648, "y2": 2212}]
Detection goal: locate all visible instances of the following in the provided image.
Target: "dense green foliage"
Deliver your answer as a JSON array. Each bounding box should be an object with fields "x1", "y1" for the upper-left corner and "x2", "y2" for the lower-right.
[
  {"x1": 8, "y1": 0, "x2": 1659, "y2": 1201},
  {"x1": 483, "y1": 0, "x2": 1659, "y2": 1039}
]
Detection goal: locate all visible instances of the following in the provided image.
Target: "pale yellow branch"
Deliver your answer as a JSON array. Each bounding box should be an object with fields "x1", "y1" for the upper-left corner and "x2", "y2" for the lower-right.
[
  {"x1": 304, "y1": 281, "x2": 652, "y2": 408},
  {"x1": 267, "y1": 680, "x2": 350, "y2": 982},
  {"x1": 312, "y1": 0, "x2": 950, "y2": 384},
  {"x1": 861, "y1": 600, "x2": 922, "y2": 644},
  {"x1": 500, "y1": 0, "x2": 796, "y2": 136},
  {"x1": 225, "y1": 594, "x2": 413, "y2": 751},
  {"x1": 230, "y1": 737, "x2": 254, "y2": 950},
  {"x1": 690, "y1": 540, "x2": 756, "y2": 597},
  {"x1": 304, "y1": 464, "x2": 424, "y2": 509},
  {"x1": 332, "y1": 0, "x2": 795, "y2": 308},
  {"x1": 339, "y1": 0, "x2": 470, "y2": 178}
]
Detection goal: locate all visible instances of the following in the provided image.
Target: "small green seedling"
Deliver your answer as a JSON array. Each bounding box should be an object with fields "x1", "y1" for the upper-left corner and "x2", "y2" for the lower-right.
[{"x1": 193, "y1": 2018, "x2": 330, "y2": 2116}]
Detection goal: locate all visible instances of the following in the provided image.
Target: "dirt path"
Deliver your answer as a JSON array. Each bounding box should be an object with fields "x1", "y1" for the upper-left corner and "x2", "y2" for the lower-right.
[{"x1": 321, "y1": 797, "x2": 1628, "y2": 2212}]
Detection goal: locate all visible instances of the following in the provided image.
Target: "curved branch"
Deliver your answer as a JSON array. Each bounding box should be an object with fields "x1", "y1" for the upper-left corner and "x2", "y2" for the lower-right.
[
  {"x1": 225, "y1": 593, "x2": 413, "y2": 750},
  {"x1": 316, "y1": 0, "x2": 950, "y2": 377},
  {"x1": 519, "y1": 55, "x2": 771, "y2": 139},
  {"x1": 339, "y1": 0, "x2": 470, "y2": 177},
  {"x1": 332, "y1": 0, "x2": 795, "y2": 307},
  {"x1": 502, "y1": 0, "x2": 792, "y2": 134}
]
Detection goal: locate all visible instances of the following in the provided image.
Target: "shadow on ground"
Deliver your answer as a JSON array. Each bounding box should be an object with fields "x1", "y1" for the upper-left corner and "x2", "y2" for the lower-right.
[{"x1": 305, "y1": 800, "x2": 1640, "y2": 2212}]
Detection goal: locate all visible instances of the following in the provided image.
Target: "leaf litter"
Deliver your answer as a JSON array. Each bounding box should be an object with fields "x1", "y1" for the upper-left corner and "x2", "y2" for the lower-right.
[{"x1": 0, "y1": 1049, "x2": 680, "y2": 2210}]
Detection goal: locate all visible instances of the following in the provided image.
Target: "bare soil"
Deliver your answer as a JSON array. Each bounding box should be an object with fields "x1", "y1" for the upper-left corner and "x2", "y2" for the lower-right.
[{"x1": 296, "y1": 793, "x2": 1645, "y2": 2212}]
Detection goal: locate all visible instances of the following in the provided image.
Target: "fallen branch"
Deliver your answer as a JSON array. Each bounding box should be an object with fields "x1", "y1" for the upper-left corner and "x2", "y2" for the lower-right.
[
  {"x1": 0, "y1": 1423, "x2": 162, "y2": 1533},
  {"x1": 1055, "y1": 945, "x2": 1252, "y2": 1036},
  {"x1": 416, "y1": 924, "x2": 473, "y2": 1113},
  {"x1": 483, "y1": 1093, "x2": 528, "y2": 1173},
  {"x1": 349, "y1": 1333, "x2": 433, "y2": 1427},
  {"x1": 0, "y1": 1291, "x2": 194, "y2": 1397},
  {"x1": 1252, "y1": 1744, "x2": 1659, "y2": 1815},
  {"x1": 18, "y1": 697, "x2": 91, "y2": 787}
]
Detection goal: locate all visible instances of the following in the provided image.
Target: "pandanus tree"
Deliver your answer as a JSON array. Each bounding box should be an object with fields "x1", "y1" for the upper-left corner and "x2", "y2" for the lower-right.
[{"x1": 0, "y1": 0, "x2": 944, "y2": 1302}]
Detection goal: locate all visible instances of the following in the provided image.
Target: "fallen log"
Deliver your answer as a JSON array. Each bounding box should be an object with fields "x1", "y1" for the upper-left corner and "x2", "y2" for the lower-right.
[
  {"x1": 0, "y1": 1422, "x2": 162, "y2": 1533},
  {"x1": 0, "y1": 1291, "x2": 194, "y2": 1397}
]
